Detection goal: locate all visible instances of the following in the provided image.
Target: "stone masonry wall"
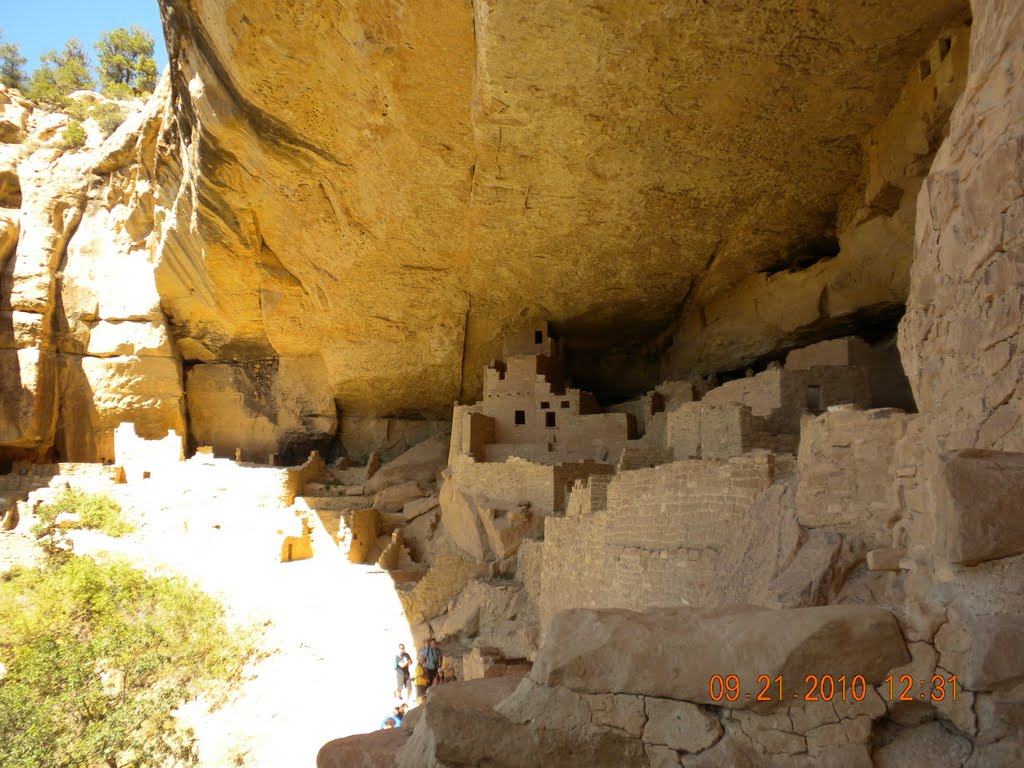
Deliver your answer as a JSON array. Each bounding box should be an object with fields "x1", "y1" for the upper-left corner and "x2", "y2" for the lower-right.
[
  {"x1": 796, "y1": 407, "x2": 913, "y2": 548},
  {"x1": 540, "y1": 454, "x2": 784, "y2": 632}
]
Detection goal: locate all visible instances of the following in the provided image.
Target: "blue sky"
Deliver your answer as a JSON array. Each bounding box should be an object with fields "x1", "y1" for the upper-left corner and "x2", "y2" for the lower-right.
[{"x1": 1, "y1": 0, "x2": 168, "y2": 77}]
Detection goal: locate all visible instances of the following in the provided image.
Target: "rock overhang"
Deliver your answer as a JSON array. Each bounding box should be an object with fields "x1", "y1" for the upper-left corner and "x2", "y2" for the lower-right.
[{"x1": 155, "y1": 0, "x2": 972, "y2": 416}]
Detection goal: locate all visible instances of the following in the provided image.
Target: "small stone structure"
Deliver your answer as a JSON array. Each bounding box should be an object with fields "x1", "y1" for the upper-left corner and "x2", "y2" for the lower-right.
[{"x1": 113, "y1": 422, "x2": 185, "y2": 482}]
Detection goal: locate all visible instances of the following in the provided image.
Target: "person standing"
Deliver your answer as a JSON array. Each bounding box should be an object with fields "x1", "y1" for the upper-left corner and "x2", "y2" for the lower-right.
[
  {"x1": 418, "y1": 637, "x2": 443, "y2": 686},
  {"x1": 394, "y1": 643, "x2": 413, "y2": 701}
]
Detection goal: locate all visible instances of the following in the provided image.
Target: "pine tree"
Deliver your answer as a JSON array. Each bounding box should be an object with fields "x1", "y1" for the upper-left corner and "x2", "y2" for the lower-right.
[
  {"x1": 26, "y1": 38, "x2": 94, "y2": 105},
  {"x1": 95, "y1": 26, "x2": 158, "y2": 97},
  {"x1": 0, "y1": 30, "x2": 27, "y2": 90}
]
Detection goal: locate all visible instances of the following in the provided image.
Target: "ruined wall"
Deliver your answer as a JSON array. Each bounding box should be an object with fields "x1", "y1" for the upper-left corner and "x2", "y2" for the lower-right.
[
  {"x1": 700, "y1": 364, "x2": 873, "y2": 435},
  {"x1": 452, "y1": 456, "x2": 559, "y2": 514},
  {"x1": 540, "y1": 455, "x2": 785, "y2": 630},
  {"x1": 796, "y1": 407, "x2": 913, "y2": 548},
  {"x1": 451, "y1": 455, "x2": 615, "y2": 515}
]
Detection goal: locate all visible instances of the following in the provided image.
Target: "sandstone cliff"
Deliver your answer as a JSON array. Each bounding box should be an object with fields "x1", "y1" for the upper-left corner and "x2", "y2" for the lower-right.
[
  {"x1": 0, "y1": 85, "x2": 185, "y2": 465},
  {"x1": 155, "y1": 0, "x2": 970, "y2": 426},
  {"x1": 0, "y1": 0, "x2": 980, "y2": 464}
]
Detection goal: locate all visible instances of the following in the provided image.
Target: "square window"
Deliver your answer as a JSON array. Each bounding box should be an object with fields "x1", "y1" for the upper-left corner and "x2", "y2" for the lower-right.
[
  {"x1": 540, "y1": 401, "x2": 550, "y2": 409},
  {"x1": 514, "y1": 410, "x2": 526, "y2": 425},
  {"x1": 534, "y1": 330, "x2": 543, "y2": 344},
  {"x1": 546, "y1": 412, "x2": 556, "y2": 428},
  {"x1": 560, "y1": 401, "x2": 570, "y2": 408}
]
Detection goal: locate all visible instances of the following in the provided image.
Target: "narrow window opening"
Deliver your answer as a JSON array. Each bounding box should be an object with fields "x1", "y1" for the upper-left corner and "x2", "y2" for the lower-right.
[
  {"x1": 514, "y1": 410, "x2": 526, "y2": 425},
  {"x1": 938, "y1": 37, "x2": 951, "y2": 61},
  {"x1": 540, "y1": 401, "x2": 550, "y2": 409},
  {"x1": 545, "y1": 412, "x2": 557, "y2": 428},
  {"x1": 806, "y1": 385, "x2": 823, "y2": 414},
  {"x1": 560, "y1": 400, "x2": 570, "y2": 408},
  {"x1": 534, "y1": 330, "x2": 543, "y2": 344}
]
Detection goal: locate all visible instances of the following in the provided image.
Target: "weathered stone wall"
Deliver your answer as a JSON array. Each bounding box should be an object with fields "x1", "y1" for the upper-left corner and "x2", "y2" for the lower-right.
[
  {"x1": 341, "y1": 415, "x2": 450, "y2": 464},
  {"x1": 899, "y1": 0, "x2": 1024, "y2": 452},
  {"x1": 796, "y1": 407, "x2": 913, "y2": 548},
  {"x1": 540, "y1": 455, "x2": 785, "y2": 631}
]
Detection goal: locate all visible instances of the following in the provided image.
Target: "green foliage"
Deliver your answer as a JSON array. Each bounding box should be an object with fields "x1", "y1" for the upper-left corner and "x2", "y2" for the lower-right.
[
  {"x1": 33, "y1": 488, "x2": 132, "y2": 547},
  {"x1": 0, "y1": 30, "x2": 27, "y2": 90},
  {"x1": 63, "y1": 99, "x2": 90, "y2": 122},
  {"x1": 92, "y1": 102, "x2": 128, "y2": 137},
  {"x1": 0, "y1": 556, "x2": 259, "y2": 768},
  {"x1": 96, "y1": 26, "x2": 157, "y2": 97},
  {"x1": 102, "y1": 81, "x2": 136, "y2": 102},
  {"x1": 26, "y1": 38, "x2": 94, "y2": 105},
  {"x1": 57, "y1": 119, "x2": 87, "y2": 150}
]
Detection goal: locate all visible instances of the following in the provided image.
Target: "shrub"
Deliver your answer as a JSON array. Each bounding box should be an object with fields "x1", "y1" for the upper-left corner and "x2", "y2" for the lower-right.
[
  {"x1": 63, "y1": 99, "x2": 89, "y2": 121},
  {"x1": 101, "y1": 81, "x2": 135, "y2": 102},
  {"x1": 0, "y1": 556, "x2": 259, "y2": 768},
  {"x1": 91, "y1": 102, "x2": 127, "y2": 137},
  {"x1": 32, "y1": 488, "x2": 133, "y2": 550},
  {"x1": 57, "y1": 119, "x2": 87, "y2": 150}
]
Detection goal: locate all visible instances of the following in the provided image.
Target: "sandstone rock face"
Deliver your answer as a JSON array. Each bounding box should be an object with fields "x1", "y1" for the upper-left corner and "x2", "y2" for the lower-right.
[
  {"x1": 186, "y1": 357, "x2": 336, "y2": 464},
  {"x1": 1, "y1": 82, "x2": 187, "y2": 464},
  {"x1": 156, "y1": 0, "x2": 970, "y2": 415},
  {"x1": 900, "y1": 0, "x2": 1024, "y2": 452},
  {"x1": 439, "y1": 475, "x2": 491, "y2": 562},
  {"x1": 364, "y1": 434, "x2": 449, "y2": 494},
  {"x1": 660, "y1": 20, "x2": 971, "y2": 382},
  {"x1": 394, "y1": 676, "x2": 647, "y2": 768}
]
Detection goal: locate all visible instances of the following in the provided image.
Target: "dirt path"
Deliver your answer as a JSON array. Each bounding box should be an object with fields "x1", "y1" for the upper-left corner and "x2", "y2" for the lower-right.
[{"x1": 72, "y1": 506, "x2": 415, "y2": 767}]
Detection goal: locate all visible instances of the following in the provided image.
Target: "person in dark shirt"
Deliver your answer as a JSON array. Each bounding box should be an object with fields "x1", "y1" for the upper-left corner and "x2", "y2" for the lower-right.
[
  {"x1": 394, "y1": 643, "x2": 412, "y2": 701},
  {"x1": 418, "y1": 637, "x2": 443, "y2": 686}
]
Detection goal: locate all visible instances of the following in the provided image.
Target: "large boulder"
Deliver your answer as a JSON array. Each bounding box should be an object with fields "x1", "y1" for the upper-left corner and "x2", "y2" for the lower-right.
[
  {"x1": 930, "y1": 449, "x2": 1024, "y2": 565},
  {"x1": 439, "y1": 476, "x2": 492, "y2": 562},
  {"x1": 317, "y1": 728, "x2": 410, "y2": 768},
  {"x1": 365, "y1": 434, "x2": 450, "y2": 494},
  {"x1": 532, "y1": 606, "x2": 909, "y2": 710},
  {"x1": 372, "y1": 480, "x2": 428, "y2": 515},
  {"x1": 394, "y1": 676, "x2": 646, "y2": 768}
]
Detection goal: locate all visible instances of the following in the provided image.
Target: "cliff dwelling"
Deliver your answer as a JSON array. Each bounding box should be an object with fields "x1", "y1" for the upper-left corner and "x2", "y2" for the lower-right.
[{"x1": 0, "y1": 0, "x2": 1022, "y2": 766}]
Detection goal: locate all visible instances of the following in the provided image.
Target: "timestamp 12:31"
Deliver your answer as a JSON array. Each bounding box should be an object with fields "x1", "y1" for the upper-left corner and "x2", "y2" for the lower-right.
[{"x1": 708, "y1": 674, "x2": 959, "y2": 703}]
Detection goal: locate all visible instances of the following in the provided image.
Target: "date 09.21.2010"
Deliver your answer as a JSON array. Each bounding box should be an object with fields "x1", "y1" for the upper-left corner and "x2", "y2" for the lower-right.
[{"x1": 708, "y1": 674, "x2": 959, "y2": 703}]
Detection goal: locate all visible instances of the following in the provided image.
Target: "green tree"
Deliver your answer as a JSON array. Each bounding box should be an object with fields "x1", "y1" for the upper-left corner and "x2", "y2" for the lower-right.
[
  {"x1": 26, "y1": 38, "x2": 94, "y2": 105},
  {"x1": 95, "y1": 26, "x2": 158, "y2": 97},
  {"x1": 0, "y1": 556, "x2": 259, "y2": 768},
  {"x1": 0, "y1": 30, "x2": 27, "y2": 90}
]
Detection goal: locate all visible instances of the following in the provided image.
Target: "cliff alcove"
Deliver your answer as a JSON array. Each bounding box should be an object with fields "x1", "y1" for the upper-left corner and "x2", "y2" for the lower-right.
[{"x1": 1, "y1": 0, "x2": 1022, "y2": 766}]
